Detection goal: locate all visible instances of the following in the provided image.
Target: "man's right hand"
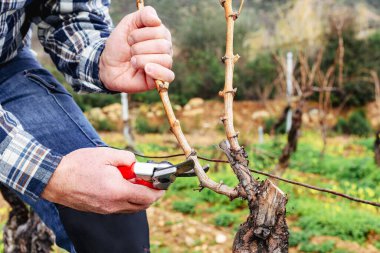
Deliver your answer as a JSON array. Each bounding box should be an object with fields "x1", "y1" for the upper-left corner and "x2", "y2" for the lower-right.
[{"x1": 42, "y1": 147, "x2": 164, "y2": 214}]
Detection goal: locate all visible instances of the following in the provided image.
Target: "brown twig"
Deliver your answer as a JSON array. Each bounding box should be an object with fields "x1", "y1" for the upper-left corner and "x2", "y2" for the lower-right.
[
  {"x1": 136, "y1": 1, "x2": 238, "y2": 199},
  {"x1": 136, "y1": 0, "x2": 144, "y2": 9},
  {"x1": 219, "y1": 0, "x2": 241, "y2": 151}
]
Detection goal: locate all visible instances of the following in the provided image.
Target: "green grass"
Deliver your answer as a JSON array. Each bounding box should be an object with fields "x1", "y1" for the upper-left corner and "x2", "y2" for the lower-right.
[
  {"x1": 103, "y1": 131, "x2": 380, "y2": 251},
  {"x1": 153, "y1": 131, "x2": 379, "y2": 250}
]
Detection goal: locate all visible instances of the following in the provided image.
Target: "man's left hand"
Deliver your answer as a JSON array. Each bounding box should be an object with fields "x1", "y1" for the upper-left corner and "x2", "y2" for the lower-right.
[{"x1": 99, "y1": 6, "x2": 174, "y2": 93}]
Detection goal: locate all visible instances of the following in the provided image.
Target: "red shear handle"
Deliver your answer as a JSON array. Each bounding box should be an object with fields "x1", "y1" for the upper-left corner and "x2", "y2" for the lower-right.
[{"x1": 117, "y1": 163, "x2": 155, "y2": 189}]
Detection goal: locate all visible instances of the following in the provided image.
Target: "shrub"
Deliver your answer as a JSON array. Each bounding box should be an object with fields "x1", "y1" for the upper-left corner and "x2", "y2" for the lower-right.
[
  {"x1": 289, "y1": 231, "x2": 311, "y2": 247},
  {"x1": 96, "y1": 119, "x2": 116, "y2": 131},
  {"x1": 135, "y1": 116, "x2": 168, "y2": 134},
  {"x1": 376, "y1": 241, "x2": 380, "y2": 250},
  {"x1": 172, "y1": 201, "x2": 196, "y2": 214},
  {"x1": 264, "y1": 117, "x2": 286, "y2": 134},
  {"x1": 333, "y1": 110, "x2": 372, "y2": 136},
  {"x1": 334, "y1": 117, "x2": 349, "y2": 135},
  {"x1": 214, "y1": 213, "x2": 237, "y2": 227},
  {"x1": 170, "y1": 177, "x2": 198, "y2": 192},
  {"x1": 347, "y1": 110, "x2": 372, "y2": 136},
  {"x1": 299, "y1": 240, "x2": 335, "y2": 253}
]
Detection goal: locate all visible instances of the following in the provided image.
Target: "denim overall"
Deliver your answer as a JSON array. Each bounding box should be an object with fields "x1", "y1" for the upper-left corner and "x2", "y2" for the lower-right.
[{"x1": 0, "y1": 47, "x2": 150, "y2": 253}]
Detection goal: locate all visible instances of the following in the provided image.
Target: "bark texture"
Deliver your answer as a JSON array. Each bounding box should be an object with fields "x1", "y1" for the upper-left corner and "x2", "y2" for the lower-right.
[
  {"x1": 0, "y1": 184, "x2": 54, "y2": 253},
  {"x1": 218, "y1": 1, "x2": 288, "y2": 251},
  {"x1": 232, "y1": 180, "x2": 288, "y2": 253},
  {"x1": 220, "y1": 142, "x2": 288, "y2": 253},
  {"x1": 271, "y1": 105, "x2": 291, "y2": 136},
  {"x1": 375, "y1": 130, "x2": 380, "y2": 167},
  {"x1": 276, "y1": 105, "x2": 303, "y2": 176}
]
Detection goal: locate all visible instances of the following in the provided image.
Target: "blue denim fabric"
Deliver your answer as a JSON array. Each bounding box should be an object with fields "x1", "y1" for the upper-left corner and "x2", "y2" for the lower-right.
[{"x1": 0, "y1": 48, "x2": 150, "y2": 253}]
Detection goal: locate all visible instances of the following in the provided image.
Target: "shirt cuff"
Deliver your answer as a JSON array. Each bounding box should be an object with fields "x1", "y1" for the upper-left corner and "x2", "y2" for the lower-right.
[
  {"x1": 78, "y1": 37, "x2": 116, "y2": 94},
  {"x1": 0, "y1": 130, "x2": 62, "y2": 200}
]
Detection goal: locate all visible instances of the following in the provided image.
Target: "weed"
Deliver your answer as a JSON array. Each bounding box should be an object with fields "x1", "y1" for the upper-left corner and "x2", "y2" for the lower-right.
[
  {"x1": 299, "y1": 240, "x2": 335, "y2": 253},
  {"x1": 172, "y1": 201, "x2": 196, "y2": 214},
  {"x1": 214, "y1": 213, "x2": 238, "y2": 227},
  {"x1": 289, "y1": 231, "x2": 311, "y2": 247}
]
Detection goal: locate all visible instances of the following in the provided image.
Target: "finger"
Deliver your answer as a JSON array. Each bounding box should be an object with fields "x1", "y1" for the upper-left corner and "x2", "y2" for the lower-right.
[
  {"x1": 118, "y1": 181, "x2": 165, "y2": 206},
  {"x1": 131, "y1": 54, "x2": 173, "y2": 70},
  {"x1": 131, "y1": 39, "x2": 172, "y2": 56},
  {"x1": 133, "y1": 6, "x2": 161, "y2": 28},
  {"x1": 145, "y1": 63, "x2": 175, "y2": 83},
  {"x1": 128, "y1": 25, "x2": 171, "y2": 45},
  {"x1": 118, "y1": 202, "x2": 151, "y2": 213},
  {"x1": 103, "y1": 148, "x2": 136, "y2": 167},
  {"x1": 145, "y1": 76, "x2": 157, "y2": 91}
]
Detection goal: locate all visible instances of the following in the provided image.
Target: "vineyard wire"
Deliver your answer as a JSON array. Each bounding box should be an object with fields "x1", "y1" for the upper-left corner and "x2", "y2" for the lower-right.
[{"x1": 131, "y1": 151, "x2": 380, "y2": 208}]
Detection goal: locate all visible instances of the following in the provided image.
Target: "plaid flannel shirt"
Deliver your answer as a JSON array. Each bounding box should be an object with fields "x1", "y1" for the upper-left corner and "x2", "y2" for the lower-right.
[{"x1": 0, "y1": 0, "x2": 113, "y2": 200}]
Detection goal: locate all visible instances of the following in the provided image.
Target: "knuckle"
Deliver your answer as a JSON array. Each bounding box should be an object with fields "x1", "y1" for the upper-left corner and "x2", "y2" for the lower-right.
[
  {"x1": 169, "y1": 71, "x2": 175, "y2": 82},
  {"x1": 96, "y1": 195, "x2": 117, "y2": 214},
  {"x1": 168, "y1": 58, "x2": 173, "y2": 68},
  {"x1": 158, "y1": 40, "x2": 172, "y2": 53},
  {"x1": 130, "y1": 45, "x2": 136, "y2": 55},
  {"x1": 165, "y1": 40, "x2": 172, "y2": 53},
  {"x1": 162, "y1": 55, "x2": 173, "y2": 68},
  {"x1": 144, "y1": 6, "x2": 155, "y2": 13},
  {"x1": 125, "y1": 151, "x2": 136, "y2": 160},
  {"x1": 101, "y1": 204, "x2": 118, "y2": 214},
  {"x1": 146, "y1": 195, "x2": 156, "y2": 204},
  {"x1": 162, "y1": 25, "x2": 171, "y2": 39},
  {"x1": 128, "y1": 32, "x2": 137, "y2": 45}
]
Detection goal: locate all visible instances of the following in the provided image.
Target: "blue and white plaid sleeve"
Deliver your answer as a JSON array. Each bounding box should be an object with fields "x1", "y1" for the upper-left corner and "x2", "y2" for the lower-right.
[
  {"x1": 35, "y1": 0, "x2": 114, "y2": 93},
  {"x1": 0, "y1": 105, "x2": 62, "y2": 200}
]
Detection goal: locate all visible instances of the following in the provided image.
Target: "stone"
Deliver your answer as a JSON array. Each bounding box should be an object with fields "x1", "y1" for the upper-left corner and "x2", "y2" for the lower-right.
[
  {"x1": 251, "y1": 110, "x2": 270, "y2": 120},
  {"x1": 185, "y1": 236, "x2": 195, "y2": 246},
  {"x1": 187, "y1": 97, "x2": 204, "y2": 107},
  {"x1": 173, "y1": 104, "x2": 182, "y2": 112},
  {"x1": 103, "y1": 103, "x2": 122, "y2": 115},
  {"x1": 182, "y1": 108, "x2": 205, "y2": 117},
  {"x1": 308, "y1": 108, "x2": 320, "y2": 123},
  {"x1": 147, "y1": 112, "x2": 155, "y2": 118},
  {"x1": 186, "y1": 227, "x2": 196, "y2": 234},
  {"x1": 86, "y1": 108, "x2": 107, "y2": 122},
  {"x1": 215, "y1": 233, "x2": 227, "y2": 244}
]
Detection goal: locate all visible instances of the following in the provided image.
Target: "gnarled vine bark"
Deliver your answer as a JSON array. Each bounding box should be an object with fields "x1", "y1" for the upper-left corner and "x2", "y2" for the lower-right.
[
  {"x1": 218, "y1": 1, "x2": 288, "y2": 251},
  {"x1": 0, "y1": 184, "x2": 54, "y2": 253}
]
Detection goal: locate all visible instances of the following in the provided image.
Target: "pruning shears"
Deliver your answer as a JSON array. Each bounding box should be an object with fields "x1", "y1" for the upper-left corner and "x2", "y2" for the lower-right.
[{"x1": 117, "y1": 160, "x2": 209, "y2": 190}]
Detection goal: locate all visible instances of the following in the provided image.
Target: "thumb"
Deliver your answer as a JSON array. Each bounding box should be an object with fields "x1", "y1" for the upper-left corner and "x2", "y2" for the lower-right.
[
  {"x1": 133, "y1": 6, "x2": 162, "y2": 28},
  {"x1": 104, "y1": 148, "x2": 136, "y2": 167}
]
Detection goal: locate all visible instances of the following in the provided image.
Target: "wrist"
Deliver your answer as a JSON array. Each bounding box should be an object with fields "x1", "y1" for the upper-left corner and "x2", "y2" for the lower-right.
[
  {"x1": 41, "y1": 155, "x2": 67, "y2": 202},
  {"x1": 78, "y1": 38, "x2": 115, "y2": 93},
  {"x1": 99, "y1": 52, "x2": 109, "y2": 90}
]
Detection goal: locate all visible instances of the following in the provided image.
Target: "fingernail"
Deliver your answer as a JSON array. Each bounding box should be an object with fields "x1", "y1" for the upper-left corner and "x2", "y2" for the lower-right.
[{"x1": 131, "y1": 57, "x2": 137, "y2": 68}]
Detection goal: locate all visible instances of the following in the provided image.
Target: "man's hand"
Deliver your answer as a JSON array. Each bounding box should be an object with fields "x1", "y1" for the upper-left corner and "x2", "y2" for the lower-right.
[
  {"x1": 99, "y1": 6, "x2": 174, "y2": 93},
  {"x1": 42, "y1": 147, "x2": 164, "y2": 214}
]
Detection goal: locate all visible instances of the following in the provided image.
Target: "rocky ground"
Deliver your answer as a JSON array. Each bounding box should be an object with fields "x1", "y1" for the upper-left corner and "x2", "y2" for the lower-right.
[{"x1": 86, "y1": 98, "x2": 380, "y2": 139}]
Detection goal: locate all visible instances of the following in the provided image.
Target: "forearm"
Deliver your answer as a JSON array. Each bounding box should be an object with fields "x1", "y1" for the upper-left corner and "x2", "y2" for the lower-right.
[
  {"x1": 35, "y1": 0, "x2": 113, "y2": 93},
  {"x1": 0, "y1": 105, "x2": 62, "y2": 200}
]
